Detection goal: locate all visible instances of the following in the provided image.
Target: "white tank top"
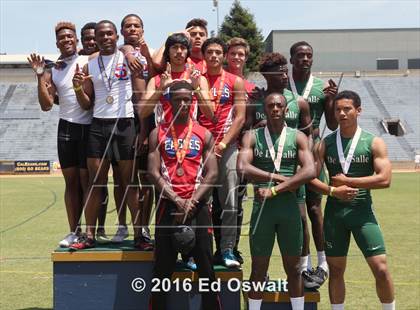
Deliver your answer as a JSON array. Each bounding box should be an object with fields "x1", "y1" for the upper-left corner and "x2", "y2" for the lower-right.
[
  {"x1": 52, "y1": 54, "x2": 92, "y2": 124},
  {"x1": 88, "y1": 51, "x2": 134, "y2": 119}
]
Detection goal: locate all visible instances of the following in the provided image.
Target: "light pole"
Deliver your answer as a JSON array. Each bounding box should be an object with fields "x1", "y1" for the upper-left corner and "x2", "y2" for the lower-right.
[{"x1": 213, "y1": 0, "x2": 219, "y2": 35}]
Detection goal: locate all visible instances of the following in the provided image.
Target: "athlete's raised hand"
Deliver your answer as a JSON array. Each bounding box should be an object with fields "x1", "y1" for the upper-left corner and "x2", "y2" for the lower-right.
[
  {"x1": 138, "y1": 36, "x2": 151, "y2": 59},
  {"x1": 323, "y1": 79, "x2": 338, "y2": 98},
  {"x1": 159, "y1": 63, "x2": 174, "y2": 90},
  {"x1": 331, "y1": 185, "x2": 359, "y2": 201},
  {"x1": 72, "y1": 63, "x2": 91, "y2": 88},
  {"x1": 188, "y1": 64, "x2": 201, "y2": 90},
  {"x1": 27, "y1": 53, "x2": 45, "y2": 76}
]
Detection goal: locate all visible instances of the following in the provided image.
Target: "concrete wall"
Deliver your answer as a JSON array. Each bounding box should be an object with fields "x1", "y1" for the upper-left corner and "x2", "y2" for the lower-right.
[{"x1": 265, "y1": 28, "x2": 420, "y2": 71}]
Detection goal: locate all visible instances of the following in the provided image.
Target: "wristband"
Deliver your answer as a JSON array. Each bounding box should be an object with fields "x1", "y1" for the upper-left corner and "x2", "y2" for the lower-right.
[
  {"x1": 218, "y1": 142, "x2": 227, "y2": 150},
  {"x1": 73, "y1": 85, "x2": 82, "y2": 92},
  {"x1": 270, "y1": 187, "x2": 277, "y2": 196},
  {"x1": 328, "y1": 186, "x2": 336, "y2": 197}
]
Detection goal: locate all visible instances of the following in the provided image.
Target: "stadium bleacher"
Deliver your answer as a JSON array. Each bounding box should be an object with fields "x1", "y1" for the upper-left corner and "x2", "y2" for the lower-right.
[{"x1": 0, "y1": 74, "x2": 419, "y2": 163}]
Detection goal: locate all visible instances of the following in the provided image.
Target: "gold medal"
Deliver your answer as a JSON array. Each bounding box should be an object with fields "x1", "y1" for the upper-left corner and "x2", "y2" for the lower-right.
[
  {"x1": 176, "y1": 167, "x2": 184, "y2": 177},
  {"x1": 106, "y1": 95, "x2": 114, "y2": 104}
]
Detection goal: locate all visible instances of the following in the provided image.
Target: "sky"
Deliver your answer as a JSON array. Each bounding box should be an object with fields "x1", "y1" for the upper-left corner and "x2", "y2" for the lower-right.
[{"x1": 1, "y1": 0, "x2": 419, "y2": 54}]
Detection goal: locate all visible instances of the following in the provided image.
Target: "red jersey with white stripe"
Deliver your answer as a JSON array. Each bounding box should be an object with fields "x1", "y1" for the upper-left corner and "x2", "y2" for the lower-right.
[
  {"x1": 186, "y1": 57, "x2": 207, "y2": 74},
  {"x1": 154, "y1": 70, "x2": 197, "y2": 124},
  {"x1": 158, "y1": 121, "x2": 207, "y2": 199},
  {"x1": 198, "y1": 70, "x2": 237, "y2": 144}
]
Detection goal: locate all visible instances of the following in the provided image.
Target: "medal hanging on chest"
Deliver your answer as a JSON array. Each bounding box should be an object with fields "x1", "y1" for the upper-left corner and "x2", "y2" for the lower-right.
[
  {"x1": 170, "y1": 121, "x2": 194, "y2": 177},
  {"x1": 98, "y1": 52, "x2": 120, "y2": 104}
]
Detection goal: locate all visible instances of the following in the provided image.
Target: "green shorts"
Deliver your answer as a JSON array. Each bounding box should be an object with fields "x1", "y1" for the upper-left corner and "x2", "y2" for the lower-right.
[
  {"x1": 324, "y1": 200, "x2": 386, "y2": 258},
  {"x1": 296, "y1": 184, "x2": 306, "y2": 205},
  {"x1": 249, "y1": 191, "x2": 302, "y2": 257}
]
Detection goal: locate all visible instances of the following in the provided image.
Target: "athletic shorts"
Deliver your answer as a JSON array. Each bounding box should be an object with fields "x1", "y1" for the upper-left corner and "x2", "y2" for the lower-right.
[
  {"x1": 57, "y1": 118, "x2": 90, "y2": 169},
  {"x1": 249, "y1": 191, "x2": 303, "y2": 257},
  {"x1": 296, "y1": 184, "x2": 306, "y2": 205},
  {"x1": 87, "y1": 117, "x2": 136, "y2": 161},
  {"x1": 324, "y1": 201, "x2": 386, "y2": 258}
]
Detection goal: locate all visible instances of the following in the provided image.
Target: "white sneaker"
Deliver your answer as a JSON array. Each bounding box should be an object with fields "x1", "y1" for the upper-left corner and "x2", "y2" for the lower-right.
[
  {"x1": 59, "y1": 232, "x2": 78, "y2": 248},
  {"x1": 111, "y1": 225, "x2": 129, "y2": 243}
]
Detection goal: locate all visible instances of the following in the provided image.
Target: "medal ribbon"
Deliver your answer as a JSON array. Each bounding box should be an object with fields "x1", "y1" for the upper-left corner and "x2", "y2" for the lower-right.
[
  {"x1": 264, "y1": 125, "x2": 287, "y2": 172},
  {"x1": 211, "y1": 69, "x2": 226, "y2": 113},
  {"x1": 336, "y1": 126, "x2": 362, "y2": 174},
  {"x1": 98, "y1": 51, "x2": 120, "y2": 92},
  {"x1": 289, "y1": 73, "x2": 314, "y2": 100},
  {"x1": 170, "y1": 120, "x2": 194, "y2": 166}
]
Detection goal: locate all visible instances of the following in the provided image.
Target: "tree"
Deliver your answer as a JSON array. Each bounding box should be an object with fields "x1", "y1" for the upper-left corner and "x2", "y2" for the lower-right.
[{"x1": 219, "y1": 0, "x2": 264, "y2": 72}]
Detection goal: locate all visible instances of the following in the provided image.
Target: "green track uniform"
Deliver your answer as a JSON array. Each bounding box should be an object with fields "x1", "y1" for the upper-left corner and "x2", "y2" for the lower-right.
[
  {"x1": 250, "y1": 127, "x2": 303, "y2": 256},
  {"x1": 253, "y1": 89, "x2": 306, "y2": 204},
  {"x1": 323, "y1": 129, "x2": 386, "y2": 258},
  {"x1": 288, "y1": 76, "x2": 327, "y2": 201}
]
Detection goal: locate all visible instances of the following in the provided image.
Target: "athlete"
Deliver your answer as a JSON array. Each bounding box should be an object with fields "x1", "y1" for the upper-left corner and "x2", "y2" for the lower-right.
[
  {"x1": 247, "y1": 53, "x2": 313, "y2": 280},
  {"x1": 238, "y1": 92, "x2": 315, "y2": 310},
  {"x1": 148, "y1": 80, "x2": 221, "y2": 310},
  {"x1": 288, "y1": 41, "x2": 338, "y2": 286},
  {"x1": 70, "y1": 20, "x2": 146, "y2": 249},
  {"x1": 79, "y1": 22, "x2": 98, "y2": 56},
  {"x1": 199, "y1": 37, "x2": 246, "y2": 267},
  {"x1": 309, "y1": 90, "x2": 395, "y2": 310},
  {"x1": 139, "y1": 33, "x2": 213, "y2": 125},
  {"x1": 28, "y1": 22, "x2": 92, "y2": 247},
  {"x1": 115, "y1": 13, "x2": 155, "y2": 248},
  {"x1": 152, "y1": 18, "x2": 208, "y2": 74},
  {"x1": 224, "y1": 37, "x2": 256, "y2": 264}
]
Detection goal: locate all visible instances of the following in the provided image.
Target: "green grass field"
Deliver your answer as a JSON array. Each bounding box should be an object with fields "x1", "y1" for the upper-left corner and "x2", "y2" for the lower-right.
[{"x1": 1, "y1": 173, "x2": 419, "y2": 309}]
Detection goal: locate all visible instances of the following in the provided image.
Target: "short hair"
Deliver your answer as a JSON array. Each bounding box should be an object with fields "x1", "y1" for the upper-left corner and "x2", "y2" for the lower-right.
[
  {"x1": 121, "y1": 14, "x2": 144, "y2": 29},
  {"x1": 163, "y1": 33, "x2": 191, "y2": 63},
  {"x1": 264, "y1": 92, "x2": 286, "y2": 105},
  {"x1": 334, "y1": 90, "x2": 361, "y2": 108},
  {"x1": 259, "y1": 52, "x2": 288, "y2": 73},
  {"x1": 201, "y1": 37, "x2": 227, "y2": 55},
  {"x1": 95, "y1": 20, "x2": 117, "y2": 34},
  {"x1": 80, "y1": 22, "x2": 96, "y2": 38},
  {"x1": 290, "y1": 41, "x2": 313, "y2": 57},
  {"x1": 55, "y1": 21, "x2": 76, "y2": 36},
  {"x1": 185, "y1": 18, "x2": 208, "y2": 33},
  {"x1": 227, "y1": 37, "x2": 250, "y2": 56},
  {"x1": 169, "y1": 80, "x2": 194, "y2": 99}
]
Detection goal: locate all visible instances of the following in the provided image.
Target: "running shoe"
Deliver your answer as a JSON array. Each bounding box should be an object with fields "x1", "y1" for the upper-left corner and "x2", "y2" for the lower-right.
[
  {"x1": 141, "y1": 227, "x2": 154, "y2": 246},
  {"x1": 58, "y1": 232, "x2": 78, "y2": 248},
  {"x1": 233, "y1": 248, "x2": 244, "y2": 265},
  {"x1": 134, "y1": 236, "x2": 154, "y2": 251},
  {"x1": 183, "y1": 257, "x2": 197, "y2": 271},
  {"x1": 96, "y1": 231, "x2": 111, "y2": 244},
  {"x1": 111, "y1": 225, "x2": 129, "y2": 243},
  {"x1": 302, "y1": 269, "x2": 319, "y2": 289},
  {"x1": 222, "y1": 249, "x2": 240, "y2": 268},
  {"x1": 311, "y1": 266, "x2": 328, "y2": 287},
  {"x1": 69, "y1": 235, "x2": 95, "y2": 250}
]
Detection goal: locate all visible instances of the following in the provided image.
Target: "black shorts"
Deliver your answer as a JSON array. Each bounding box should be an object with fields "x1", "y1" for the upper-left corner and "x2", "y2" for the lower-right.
[
  {"x1": 57, "y1": 119, "x2": 90, "y2": 169},
  {"x1": 87, "y1": 117, "x2": 136, "y2": 161}
]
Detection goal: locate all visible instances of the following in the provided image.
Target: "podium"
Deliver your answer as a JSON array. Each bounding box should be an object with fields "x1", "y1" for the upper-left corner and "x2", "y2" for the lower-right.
[{"x1": 52, "y1": 241, "x2": 242, "y2": 310}]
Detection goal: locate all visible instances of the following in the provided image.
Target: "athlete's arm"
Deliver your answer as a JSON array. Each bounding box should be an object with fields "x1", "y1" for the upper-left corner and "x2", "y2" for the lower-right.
[
  {"x1": 272, "y1": 131, "x2": 316, "y2": 194},
  {"x1": 308, "y1": 139, "x2": 359, "y2": 201},
  {"x1": 297, "y1": 96, "x2": 313, "y2": 137},
  {"x1": 147, "y1": 128, "x2": 180, "y2": 202},
  {"x1": 195, "y1": 76, "x2": 214, "y2": 120},
  {"x1": 237, "y1": 130, "x2": 288, "y2": 184},
  {"x1": 245, "y1": 97, "x2": 257, "y2": 130},
  {"x1": 219, "y1": 76, "x2": 246, "y2": 146},
  {"x1": 131, "y1": 68, "x2": 146, "y2": 121},
  {"x1": 138, "y1": 77, "x2": 162, "y2": 118},
  {"x1": 190, "y1": 131, "x2": 218, "y2": 202},
  {"x1": 323, "y1": 80, "x2": 338, "y2": 130},
  {"x1": 28, "y1": 53, "x2": 55, "y2": 111},
  {"x1": 73, "y1": 63, "x2": 94, "y2": 110},
  {"x1": 331, "y1": 137, "x2": 392, "y2": 189}
]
